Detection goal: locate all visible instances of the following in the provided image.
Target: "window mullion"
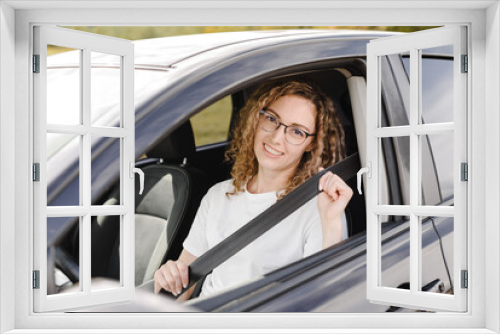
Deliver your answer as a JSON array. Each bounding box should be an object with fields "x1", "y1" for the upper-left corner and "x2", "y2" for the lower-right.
[
  {"x1": 122, "y1": 51, "x2": 135, "y2": 291},
  {"x1": 80, "y1": 214, "x2": 90, "y2": 294},
  {"x1": 409, "y1": 47, "x2": 420, "y2": 294},
  {"x1": 81, "y1": 48, "x2": 91, "y2": 295}
]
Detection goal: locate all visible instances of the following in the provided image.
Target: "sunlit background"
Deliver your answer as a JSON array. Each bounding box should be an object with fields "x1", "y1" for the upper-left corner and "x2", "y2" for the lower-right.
[
  {"x1": 49, "y1": 26, "x2": 435, "y2": 146},
  {"x1": 49, "y1": 26, "x2": 435, "y2": 55}
]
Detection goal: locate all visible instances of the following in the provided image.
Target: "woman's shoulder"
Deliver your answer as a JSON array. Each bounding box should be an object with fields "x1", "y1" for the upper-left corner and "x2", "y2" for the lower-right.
[{"x1": 205, "y1": 179, "x2": 235, "y2": 198}]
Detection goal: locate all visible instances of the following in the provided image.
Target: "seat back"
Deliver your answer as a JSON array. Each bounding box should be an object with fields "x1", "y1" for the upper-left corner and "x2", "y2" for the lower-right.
[{"x1": 91, "y1": 121, "x2": 209, "y2": 286}]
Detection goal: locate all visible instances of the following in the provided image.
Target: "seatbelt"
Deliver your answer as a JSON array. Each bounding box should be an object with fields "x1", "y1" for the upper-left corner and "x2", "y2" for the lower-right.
[{"x1": 183, "y1": 152, "x2": 360, "y2": 294}]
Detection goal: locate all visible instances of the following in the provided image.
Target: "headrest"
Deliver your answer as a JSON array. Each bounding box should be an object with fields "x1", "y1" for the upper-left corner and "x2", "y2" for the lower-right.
[{"x1": 147, "y1": 121, "x2": 196, "y2": 162}]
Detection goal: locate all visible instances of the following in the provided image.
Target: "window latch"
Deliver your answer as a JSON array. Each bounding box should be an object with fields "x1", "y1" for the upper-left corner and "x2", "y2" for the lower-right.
[
  {"x1": 357, "y1": 162, "x2": 372, "y2": 195},
  {"x1": 130, "y1": 162, "x2": 144, "y2": 195}
]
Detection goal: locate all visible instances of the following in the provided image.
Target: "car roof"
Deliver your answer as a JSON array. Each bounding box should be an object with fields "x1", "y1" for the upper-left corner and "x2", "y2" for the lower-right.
[
  {"x1": 132, "y1": 30, "x2": 396, "y2": 68},
  {"x1": 49, "y1": 29, "x2": 454, "y2": 71},
  {"x1": 48, "y1": 29, "x2": 397, "y2": 70}
]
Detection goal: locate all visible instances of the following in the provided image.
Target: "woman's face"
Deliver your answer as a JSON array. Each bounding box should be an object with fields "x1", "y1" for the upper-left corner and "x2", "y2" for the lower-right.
[{"x1": 253, "y1": 94, "x2": 317, "y2": 176}]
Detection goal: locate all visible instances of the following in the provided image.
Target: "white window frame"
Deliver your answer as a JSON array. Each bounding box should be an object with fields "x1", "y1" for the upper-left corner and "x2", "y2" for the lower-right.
[
  {"x1": 365, "y1": 26, "x2": 467, "y2": 312},
  {"x1": 0, "y1": 2, "x2": 498, "y2": 333},
  {"x1": 33, "y1": 25, "x2": 136, "y2": 312}
]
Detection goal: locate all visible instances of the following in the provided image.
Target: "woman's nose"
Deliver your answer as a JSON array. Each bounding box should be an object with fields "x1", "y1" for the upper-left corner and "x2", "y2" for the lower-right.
[{"x1": 269, "y1": 125, "x2": 286, "y2": 144}]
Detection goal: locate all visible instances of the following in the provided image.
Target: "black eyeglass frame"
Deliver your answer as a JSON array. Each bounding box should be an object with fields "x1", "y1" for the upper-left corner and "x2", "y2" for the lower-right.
[{"x1": 257, "y1": 109, "x2": 317, "y2": 146}]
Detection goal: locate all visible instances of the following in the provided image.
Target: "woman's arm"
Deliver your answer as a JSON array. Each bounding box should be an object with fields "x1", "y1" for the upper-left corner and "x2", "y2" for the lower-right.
[
  {"x1": 154, "y1": 249, "x2": 197, "y2": 300},
  {"x1": 317, "y1": 170, "x2": 353, "y2": 249}
]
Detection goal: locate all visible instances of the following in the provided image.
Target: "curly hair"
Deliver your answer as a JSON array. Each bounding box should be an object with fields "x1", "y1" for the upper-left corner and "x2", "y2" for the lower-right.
[{"x1": 224, "y1": 80, "x2": 346, "y2": 200}]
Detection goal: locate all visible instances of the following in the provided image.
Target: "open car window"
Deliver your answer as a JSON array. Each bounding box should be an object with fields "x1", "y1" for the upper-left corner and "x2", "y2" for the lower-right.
[{"x1": 190, "y1": 95, "x2": 233, "y2": 147}]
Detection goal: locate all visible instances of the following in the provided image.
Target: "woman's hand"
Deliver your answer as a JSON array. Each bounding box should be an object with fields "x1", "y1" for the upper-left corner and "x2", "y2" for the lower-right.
[
  {"x1": 154, "y1": 260, "x2": 189, "y2": 296},
  {"x1": 154, "y1": 249, "x2": 197, "y2": 298},
  {"x1": 317, "y1": 169, "x2": 353, "y2": 248}
]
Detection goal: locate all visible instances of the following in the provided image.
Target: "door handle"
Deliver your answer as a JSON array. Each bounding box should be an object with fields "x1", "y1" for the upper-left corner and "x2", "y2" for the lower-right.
[
  {"x1": 357, "y1": 162, "x2": 371, "y2": 195},
  {"x1": 130, "y1": 162, "x2": 144, "y2": 195}
]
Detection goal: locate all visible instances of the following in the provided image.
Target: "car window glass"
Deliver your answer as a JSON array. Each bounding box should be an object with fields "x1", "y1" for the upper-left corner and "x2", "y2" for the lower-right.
[
  {"x1": 190, "y1": 95, "x2": 232, "y2": 147},
  {"x1": 402, "y1": 56, "x2": 454, "y2": 202}
]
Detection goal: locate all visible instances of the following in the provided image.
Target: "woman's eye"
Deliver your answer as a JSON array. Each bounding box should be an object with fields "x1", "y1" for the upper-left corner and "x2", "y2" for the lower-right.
[
  {"x1": 266, "y1": 115, "x2": 277, "y2": 123},
  {"x1": 291, "y1": 128, "x2": 306, "y2": 138}
]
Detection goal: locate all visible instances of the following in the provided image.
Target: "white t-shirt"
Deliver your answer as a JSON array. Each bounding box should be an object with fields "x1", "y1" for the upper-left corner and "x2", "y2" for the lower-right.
[{"x1": 183, "y1": 179, "x2": 348, "y2": 297}]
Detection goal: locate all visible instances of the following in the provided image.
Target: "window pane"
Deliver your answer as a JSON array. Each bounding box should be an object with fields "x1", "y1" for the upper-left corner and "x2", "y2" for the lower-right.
[
  {"x1": 47, "y1": 133, "x2": 80, "y2": 206},
  {"x1": 379, "y1": 137, "x2": 410, "y2": 206},
  {"x1": 420, "y1": 46, "x2": 454, "y2": 124},
  {"x1": 47, "y1": 46, "x2": 81, "y2": 125},
  {"x1": 380, "y1": 53, "x2": 410, "y2": 127},
  {"x1": 47, "y1": 217, "x2": 80, "y2": 295},
  {"x1": 91, "y1": 136, "x2": 121, "y2": 204},
  {"x1": 91, "y1": 215, "x2": 121, "y2": 291},
  {"x1": 420, "y1": 133, "x2": 454, "y2": 205},
  {"x1": 421, "y1": 216, "x2": 454, "y2": 295},
  {"x1": 378, "y1": 139, "x2": 390, "y2": 205},
  {"x1": 91, "y1": 52, "x2": 122, "y2": 127},
  {"x1": 380, "y1": 216, "x2": 410, "y2": 289},
  {"x1": 191, "y1": 95, "x2": 232, "y2": 146}
]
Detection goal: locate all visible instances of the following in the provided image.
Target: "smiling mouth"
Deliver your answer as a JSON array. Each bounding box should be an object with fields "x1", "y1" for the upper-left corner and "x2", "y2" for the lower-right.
[{"x1": 264, "y1": 143, "x2": 284, "y2": 157}]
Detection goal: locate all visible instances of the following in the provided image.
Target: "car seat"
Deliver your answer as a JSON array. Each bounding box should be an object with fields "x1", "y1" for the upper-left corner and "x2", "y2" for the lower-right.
[{"x1": 91, "y1": 121, "x2": 209, "y2": 286}]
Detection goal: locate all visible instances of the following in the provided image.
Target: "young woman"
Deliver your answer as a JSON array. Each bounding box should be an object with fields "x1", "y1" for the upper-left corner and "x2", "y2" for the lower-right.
[{"x1": 154, "y1": 80, "x2": 353, "y2": 300}]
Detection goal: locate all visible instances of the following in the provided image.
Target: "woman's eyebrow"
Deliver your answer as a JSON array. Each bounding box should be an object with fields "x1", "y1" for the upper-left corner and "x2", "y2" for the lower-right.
[{"x1": 265, "y1": 107, "x2": 313, "y2": 132}]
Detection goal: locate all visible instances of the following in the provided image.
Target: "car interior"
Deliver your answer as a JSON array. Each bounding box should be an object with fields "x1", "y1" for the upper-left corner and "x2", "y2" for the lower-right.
[
  {"x1": 57, "y1": 65, "x2": 371, "y2": 296},
  {"x1": 89, "y1": 121, "x2": 210, "y2": 286}
]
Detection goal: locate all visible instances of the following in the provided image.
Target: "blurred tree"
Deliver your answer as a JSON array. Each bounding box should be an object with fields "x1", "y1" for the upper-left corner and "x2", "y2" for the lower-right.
[
  {"x1": 62, "y1": 25, "x2": 436, "y2": 40},
  {"x1": 50, "y1": 26, "x2": 436, "y2": 54}
]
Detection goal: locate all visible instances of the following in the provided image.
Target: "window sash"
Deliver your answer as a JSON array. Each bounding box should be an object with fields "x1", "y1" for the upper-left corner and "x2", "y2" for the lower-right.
[
  {"x1": 366, "y1": 25, "x2": 468, "y2": 312},
  {"x1": 33, "y1": 25, "x2": 135, "y2": 312}
]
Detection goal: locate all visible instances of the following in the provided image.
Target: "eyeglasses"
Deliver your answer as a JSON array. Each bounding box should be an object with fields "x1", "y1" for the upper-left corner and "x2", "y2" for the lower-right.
[{"x1": 258, "y1": 109, "x2": 316, "y2": 146}]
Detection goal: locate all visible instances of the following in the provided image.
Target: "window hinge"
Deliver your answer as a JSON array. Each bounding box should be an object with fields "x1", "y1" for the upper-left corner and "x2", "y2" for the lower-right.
[
  {"x1": 33, "y1": 270, "x2": 40, "y2": 289},
  {"x1": 33, "y1": 54, "x2": 40, "y2": 73},
  {"x1": 461, "y1": 162, "x2": 468, "y2": 181},
  {"x1": 33, "y1": 163, "x2": 40, "y2": 182},
  {"x1": 461, "y1": 270, "x2": 468, "y2": 289},
  {"x1": 461, "y1": 54, "x2": 468, "y2": 73}
]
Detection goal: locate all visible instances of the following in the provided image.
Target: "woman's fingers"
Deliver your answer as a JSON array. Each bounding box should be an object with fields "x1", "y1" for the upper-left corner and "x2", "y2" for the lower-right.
[
  {"x1": 319, "y1": 171, "x2": 337, "y2": 195},
  {"x1": 154, "y1": 265, "x2": 170, "y2": 294},
  {"x1": 177, "y1": 261, "x2": 189, "y2": 289},
  {"x1": 168, "y1": 261, "x2": 185, "y2": 295},
  {"x1": 324, "y1": 174, "x2": 338, "y2": 200},
  {"x1": 154, "y1": 276, "x2": 162, "y2": 294},
  {"x1": 153, "y1": 260, "x2": 189, "y2": 296},
  {"x1": 319, "y1": 172, "x2": 353, "y2": 203}
]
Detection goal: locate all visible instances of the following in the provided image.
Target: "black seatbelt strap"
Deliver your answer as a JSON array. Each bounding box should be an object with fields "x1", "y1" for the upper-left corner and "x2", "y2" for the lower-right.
[{"x1": 184, "y1": 152, "x2": 360, "y2": 293}]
